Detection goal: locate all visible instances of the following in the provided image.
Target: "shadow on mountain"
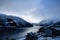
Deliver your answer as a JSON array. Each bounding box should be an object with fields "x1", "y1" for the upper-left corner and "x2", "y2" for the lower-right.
[{"x1": 0, "y1": 13, "x2": 33, "y2": 38}]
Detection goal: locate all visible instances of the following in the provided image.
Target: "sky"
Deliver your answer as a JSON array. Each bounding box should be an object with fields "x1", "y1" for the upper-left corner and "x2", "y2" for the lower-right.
[{"x1": 0, "y1": 0, "x2": 60, "y2": 23}]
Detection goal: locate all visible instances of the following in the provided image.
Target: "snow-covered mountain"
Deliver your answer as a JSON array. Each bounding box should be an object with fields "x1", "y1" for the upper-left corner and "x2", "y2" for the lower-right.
[
  {"x1": 39, "y1": 18, "x2": 60, "y2": 27},
  {"x1": 0, "y1": 13, "x2": 33, "y2": 28}
]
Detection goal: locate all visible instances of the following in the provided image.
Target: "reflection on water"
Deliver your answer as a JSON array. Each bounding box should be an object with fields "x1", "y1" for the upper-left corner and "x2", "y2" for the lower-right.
[
  {"x1": 0, "y1": 26, "x2": 41, "y2": 40},
  {"x1": 10, "y1": 26, "x2": 41, "y2": 39},
  {"x1": 20, "y1": 26, "x2": 40, "y2": 37},
  {"x1": 1, "y1": 26, "x2": 60, "y2": 40}
]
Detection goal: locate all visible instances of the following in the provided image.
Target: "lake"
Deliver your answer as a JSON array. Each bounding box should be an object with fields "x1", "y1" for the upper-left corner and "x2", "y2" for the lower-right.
[{"x1": 0, "y1": 26, "x2": 41, "y2": 40}]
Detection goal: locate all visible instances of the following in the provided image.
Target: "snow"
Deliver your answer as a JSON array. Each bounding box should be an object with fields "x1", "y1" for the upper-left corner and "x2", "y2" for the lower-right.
[
  {"x1": 38, "y1": 36, "x2": 60, "y2": 40},
  {"x1": 0, "y1": 14, "x2": 33, "y2": 28},
  {"x1": 18, "y1": 36, "x2": 60, "y2": 40},
  {"x1": 40, "y1": 18, "x2": 60, "y2": 26}
]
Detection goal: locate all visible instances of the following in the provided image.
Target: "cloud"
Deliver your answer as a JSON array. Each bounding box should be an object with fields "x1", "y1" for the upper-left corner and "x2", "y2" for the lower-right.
[
  {"x1": 0, "y1": 0, "x2": 43, "y2": 23},
  {"x1": 0, "y1": 0, "x2": 60, "y2": 23}
]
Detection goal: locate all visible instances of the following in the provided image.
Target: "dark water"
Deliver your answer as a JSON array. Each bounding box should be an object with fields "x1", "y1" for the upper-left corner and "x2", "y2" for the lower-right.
[
  {"x1": 0, "y1": 26, "x2": 41, "y2": 40},
  {"x1": 0, "y1": 26, "x2": 60, "y2": 40},
  {"x1": 10, "y1": 26, "x2": 40, "y2": 39}
]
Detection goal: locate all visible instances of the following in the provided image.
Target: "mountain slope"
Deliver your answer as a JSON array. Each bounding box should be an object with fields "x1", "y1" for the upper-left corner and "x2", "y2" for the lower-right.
[
  {"x1": 0, "y1": 13, "x2": 33, "y2": 28},
  {"x1": 39, "y1": 18, "x2": 60, "y2": 27}
]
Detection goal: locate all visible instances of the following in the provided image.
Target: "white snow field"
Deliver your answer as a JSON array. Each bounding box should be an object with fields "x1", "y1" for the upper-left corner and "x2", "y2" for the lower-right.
[{"x1": 18, "y1": 36, "x2": 60, "y2": 40}]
